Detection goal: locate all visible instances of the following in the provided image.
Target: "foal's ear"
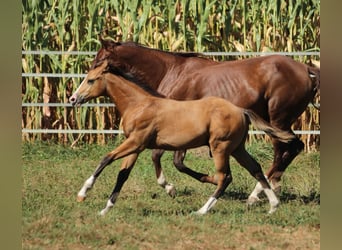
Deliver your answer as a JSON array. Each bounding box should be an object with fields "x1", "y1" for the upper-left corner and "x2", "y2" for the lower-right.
[{"x1": 100, "y1": 37, "x2": 121, "y2": 51}]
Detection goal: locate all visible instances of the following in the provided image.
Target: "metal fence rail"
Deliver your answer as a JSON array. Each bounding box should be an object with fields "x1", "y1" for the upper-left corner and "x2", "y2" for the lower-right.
[
  {"x1": 21, "y1": 128, "x2": 320, "y2": 135},
  {"x1": 22, "y1": 50, "x2": 320, "y2": 136}
]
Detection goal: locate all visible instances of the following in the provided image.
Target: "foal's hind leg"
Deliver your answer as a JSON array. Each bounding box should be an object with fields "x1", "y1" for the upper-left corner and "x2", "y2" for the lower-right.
[
  {"x1": 196, "y1": 148, "x2": 232, "y2": 215},
  {"x1": 173, "y1": 150, "x2": 218, "y2": 184},
  {"x1": 232, "y1": 145, "x2": 279, "y2": 214},
  {"x1": 152, "y1": 149, "x2": 176, "y2": 198}
]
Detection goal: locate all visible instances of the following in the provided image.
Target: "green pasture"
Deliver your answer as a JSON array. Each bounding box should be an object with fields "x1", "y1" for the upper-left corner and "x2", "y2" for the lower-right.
[{"x1": 22, "y1": 141, "x2": 319, "y2": 249}]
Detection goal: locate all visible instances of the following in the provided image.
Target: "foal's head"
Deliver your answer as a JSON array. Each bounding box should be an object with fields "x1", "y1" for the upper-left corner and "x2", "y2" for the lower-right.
[{"x1": 69, "y1": 60, "x2": 109, "y2": 106}]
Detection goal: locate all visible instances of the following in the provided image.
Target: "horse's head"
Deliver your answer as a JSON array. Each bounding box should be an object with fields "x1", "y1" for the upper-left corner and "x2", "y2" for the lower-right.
[
  {"x1": 88, "y1": 38, "x2": 116, "y2": 68},
  {"x1": 69, "y1": 60, "x2": 109, "y2": 106}
]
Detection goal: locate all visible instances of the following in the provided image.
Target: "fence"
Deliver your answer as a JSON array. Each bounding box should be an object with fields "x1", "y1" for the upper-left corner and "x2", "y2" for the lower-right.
[{"x1": 22, "y1": 51, "x2": 320, "y2": 140}]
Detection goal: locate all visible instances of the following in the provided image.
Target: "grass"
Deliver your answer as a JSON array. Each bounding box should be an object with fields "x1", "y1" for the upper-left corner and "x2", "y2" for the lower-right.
[{"x1": 22, "y1": 141, "x2": 319, "y2": 249}]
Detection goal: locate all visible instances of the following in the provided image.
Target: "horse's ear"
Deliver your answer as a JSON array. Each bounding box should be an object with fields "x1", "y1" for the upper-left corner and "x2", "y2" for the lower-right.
[{"x1": 100, "y1": 37, "x2": 120, "y2": 51}]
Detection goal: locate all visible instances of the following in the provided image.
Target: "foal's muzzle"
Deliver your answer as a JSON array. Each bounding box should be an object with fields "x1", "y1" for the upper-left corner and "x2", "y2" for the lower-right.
[{"x1": 69, "y1": 93, "x2": 85, "y2": 107}]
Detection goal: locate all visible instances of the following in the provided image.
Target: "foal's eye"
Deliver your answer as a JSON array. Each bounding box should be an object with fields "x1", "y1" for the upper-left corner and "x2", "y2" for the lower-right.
[{"x1": 88, "y1": 79, "x2": 95, "y2": 84}]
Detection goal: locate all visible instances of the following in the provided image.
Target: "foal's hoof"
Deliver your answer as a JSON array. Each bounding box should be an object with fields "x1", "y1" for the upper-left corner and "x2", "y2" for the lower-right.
[
  {"x1": 273, "y1": 185, "x2": 282, "y2": 195},
  {"x1": 270, "y1": 182, "x2": 282, "y2": 195},
  {"x1": 268, "y1": 205, "x2": 279, "y2": 214},
  {"x1": 247, "y1": 195, "x2": 260, "y2": 206},
  {"x1": 77, "y1": 196, "x2": 86, "y2": 202},
  {"x1": 191, "y1": 210, "x2": 206, "y2": 216},
  {"x1": 166, "y1": 184, "x2": 176, "y2": 198}
]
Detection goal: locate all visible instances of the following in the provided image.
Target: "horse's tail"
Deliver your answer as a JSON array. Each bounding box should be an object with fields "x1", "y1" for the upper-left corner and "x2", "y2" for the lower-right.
[
  {"x1": 243, "y1": 109, "x2": 296, "y2": 143},
  {"x1": 307, "y1": 63, "x2": 320, "y2": 110}
]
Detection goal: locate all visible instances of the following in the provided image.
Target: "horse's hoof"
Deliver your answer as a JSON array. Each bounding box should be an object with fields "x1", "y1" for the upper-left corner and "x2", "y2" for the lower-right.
[
  {"x1": 247, "y1": 195, "x2": 260, "y2": 205},
  {"x1": 166, "y1": 184, "x2": 176, "y2": 198},
  {"x1": 77, "y1": 196, "x2": 86, "y2": 202}
]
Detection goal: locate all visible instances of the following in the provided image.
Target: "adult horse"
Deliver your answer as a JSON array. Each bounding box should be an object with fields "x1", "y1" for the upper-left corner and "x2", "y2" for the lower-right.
[
  {"x1": 87, "y1": 39, "x2": 320, "y2": 201},
  {"x1": 69, "y1": 59, "x2": 296, "y2": 216}
]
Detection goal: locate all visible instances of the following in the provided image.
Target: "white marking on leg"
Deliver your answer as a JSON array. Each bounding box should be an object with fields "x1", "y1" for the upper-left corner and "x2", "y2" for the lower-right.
[
  {"x1": 269, "y1": 179, "x2": 282, "y2": 194},
  {"x1": 78, "y1": 176, "x2": 96, "y2": 199},
  {"x1": 99, "y1": 199, "x2": 114, "y2": 216},
  {"x1": 165, "y1": 184, "x2": 176, "y2": 198},
  {"x1": 196, "y1": 197, "x2": 218, "y2": 215},
  {"x1": 157, "y1": 171, "x2": 167, "y2": 187},
  {"x1": 263, "y1": 188, "x2": 279, "y2": 214},
  {"x1": 247, "y1": 181, "x2": 263, "y2": 205},
  {"x1": 157, "y1": 171, "x2": 176, "y2": 198},
  {"x1": 99, "y1": 193, "x2": 119, "y2": 216}
]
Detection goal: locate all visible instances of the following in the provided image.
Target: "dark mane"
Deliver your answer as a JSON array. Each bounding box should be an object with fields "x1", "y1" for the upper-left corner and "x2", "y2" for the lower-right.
[
  {"x1": 107, "y1": 65, "x2": 165, "y2": 98},
  {"x1": 118, "y1": 41, "x2": 206, "y2": 59}
]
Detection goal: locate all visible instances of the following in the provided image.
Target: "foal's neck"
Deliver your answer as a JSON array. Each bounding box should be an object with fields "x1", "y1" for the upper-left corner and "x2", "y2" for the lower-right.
[{"x1": 105, "y1": 74, "x2": 152, "y2": 115}]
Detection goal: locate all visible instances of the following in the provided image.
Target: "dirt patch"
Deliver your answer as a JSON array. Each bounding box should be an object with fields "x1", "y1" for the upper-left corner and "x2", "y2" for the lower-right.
[{"x1": 230, "y1": 225, "x2": 320, "y2": 250}]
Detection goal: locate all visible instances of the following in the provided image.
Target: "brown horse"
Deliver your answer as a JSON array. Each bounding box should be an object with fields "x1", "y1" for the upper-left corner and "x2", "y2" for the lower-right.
[
  {"x1": 69, "y1": 59, "x2": 296, "y2": 216},
  {"x1": 91, "y1": 39, "x2": 320, "y2": 201}
]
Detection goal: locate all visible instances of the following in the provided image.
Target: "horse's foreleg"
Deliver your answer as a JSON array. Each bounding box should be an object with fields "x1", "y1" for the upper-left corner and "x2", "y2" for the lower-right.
[
  {"x1": 232, "y1": 146, "x2": 279, "y2": 214},
  {"x1": 173, "y1": 150, "x2": 217, "y2": 184},
  {"x1": 152, "y1": 149, "x2": 176, "y2": 198},
  {"x1": 77, "y1": 137, "x2": 142, "y2": 202},
  {"x1": 99, "y1": 153, "x2": 138, "y2": 216}
]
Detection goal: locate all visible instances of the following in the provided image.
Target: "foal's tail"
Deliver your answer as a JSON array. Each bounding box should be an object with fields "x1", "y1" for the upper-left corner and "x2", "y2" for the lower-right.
[{"x1": 243, "y1": 109, "x2": 296, "y2": 143}]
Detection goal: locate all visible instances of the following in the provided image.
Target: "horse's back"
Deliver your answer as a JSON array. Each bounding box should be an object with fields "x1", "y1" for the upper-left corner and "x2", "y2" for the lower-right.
[{"x1": 164, "y1": 55, "x2": 315, "y2": 124}]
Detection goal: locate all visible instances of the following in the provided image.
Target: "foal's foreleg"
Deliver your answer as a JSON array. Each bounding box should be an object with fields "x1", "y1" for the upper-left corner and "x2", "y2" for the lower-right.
[
  {"x1": 99, "y1": 153, "x2": 138, "y2": 216},
  {"x1": 77, "y1": 138, "x2": 141, "y2": 202},
  {"x1": 152, "y1": 149, "x2": 176, "y2": 198},
  {"x1": 77, "y1": 155, "x2": 114, "y2": 202}
]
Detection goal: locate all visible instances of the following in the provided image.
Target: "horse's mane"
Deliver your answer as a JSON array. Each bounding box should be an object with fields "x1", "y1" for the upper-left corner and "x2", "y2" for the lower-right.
[
  {"x1": 107, "y1": 65, "x2": 165, "y2": 98},
  {"x1": 117, "y1": 41, "x2": 206, "y2": 59}
]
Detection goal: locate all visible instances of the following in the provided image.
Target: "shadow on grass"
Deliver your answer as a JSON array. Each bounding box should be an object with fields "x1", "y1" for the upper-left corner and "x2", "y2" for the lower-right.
[{"x1": 219, "y1": 190, "x2": 320, "y2": 205}]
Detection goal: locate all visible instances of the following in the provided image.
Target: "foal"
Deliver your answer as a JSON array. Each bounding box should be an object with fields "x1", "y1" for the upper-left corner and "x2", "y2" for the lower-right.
[{"x1": 69, "y1": 60, "x2": 295, "y2": 216}]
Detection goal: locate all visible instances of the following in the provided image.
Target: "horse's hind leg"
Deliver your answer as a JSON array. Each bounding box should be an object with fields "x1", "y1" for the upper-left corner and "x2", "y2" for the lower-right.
[
  {"x1": 248, "y1": 137, "x2": 303, "y2": 202},
  {"x1": 99, "y1": 153, "x2": 138, "y2": 216},
  {"x1": 232, "y1": 145, "x2": 279, "y2": 214},
  {"x1": 152, "y1": 149, "x2": 176, "y2": 198},
  {"x1": 267, "y1": 138, "x2": 304, "y2": 191}
]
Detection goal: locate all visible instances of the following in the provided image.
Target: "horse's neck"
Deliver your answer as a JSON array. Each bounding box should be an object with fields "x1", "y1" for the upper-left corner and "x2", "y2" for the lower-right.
[
  {"x1": 105, "y1": 74, "x2": 151, "y2": 115},
  {"x1": 117, "y1": 47, "x2": 177, "y2": 89}
]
